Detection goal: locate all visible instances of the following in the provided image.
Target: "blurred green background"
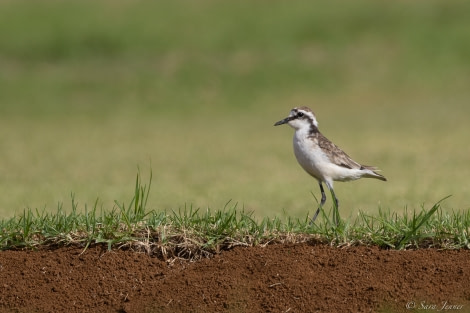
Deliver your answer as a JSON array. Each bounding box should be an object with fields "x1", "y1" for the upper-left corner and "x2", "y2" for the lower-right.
[{"x1": 1, "y1": 0, "x2": 469, "y2": 218}]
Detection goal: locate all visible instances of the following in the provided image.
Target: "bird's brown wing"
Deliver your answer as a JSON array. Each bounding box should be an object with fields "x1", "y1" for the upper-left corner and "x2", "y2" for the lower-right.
[{"x1": 314, "y1": 133, "x2": 362, "y2": 170}]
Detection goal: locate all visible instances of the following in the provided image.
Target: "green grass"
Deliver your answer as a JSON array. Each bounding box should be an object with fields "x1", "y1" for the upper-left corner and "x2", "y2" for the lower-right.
[
  {"x1": 1, "y1": 173, "x2": 468, "y2": 260},
  {"x1": 0, "y1": 0, "x2": 470, "y2": 218}
]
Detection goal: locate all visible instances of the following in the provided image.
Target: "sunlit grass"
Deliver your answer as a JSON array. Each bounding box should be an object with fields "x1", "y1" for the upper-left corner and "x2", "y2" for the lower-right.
[{"x1": 1, "y1": 173, "x2": 468, "y2": 261}]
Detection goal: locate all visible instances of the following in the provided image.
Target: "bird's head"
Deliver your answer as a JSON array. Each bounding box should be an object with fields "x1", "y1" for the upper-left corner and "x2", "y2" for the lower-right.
[{"x1": 274, "y1": 106, "x2": 318, "y2": 130}]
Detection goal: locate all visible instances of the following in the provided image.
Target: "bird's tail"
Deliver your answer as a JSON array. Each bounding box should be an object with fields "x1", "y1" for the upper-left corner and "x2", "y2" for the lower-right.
[{"x1": 361, "y1": 165, "x2": 387, "y2": 181}]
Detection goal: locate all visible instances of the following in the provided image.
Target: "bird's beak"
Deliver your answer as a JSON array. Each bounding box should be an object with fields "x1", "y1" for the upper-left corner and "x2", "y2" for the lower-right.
[{"x1": 274, "y1": 116, "x2": 294, "y2": 126}]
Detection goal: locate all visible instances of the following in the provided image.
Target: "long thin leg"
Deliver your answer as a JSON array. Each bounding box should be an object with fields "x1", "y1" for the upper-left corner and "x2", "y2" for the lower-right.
[
  {"x1": 328, "y1": 187, "x2": 340, "y2": 226},
  {"x1": 310, "y1": 182, "x2": 326, "y2": 224}
]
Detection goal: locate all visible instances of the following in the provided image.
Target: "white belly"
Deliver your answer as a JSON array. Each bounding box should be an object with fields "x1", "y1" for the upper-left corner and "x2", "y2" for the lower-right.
[{"x1": 293, "y1": 133, "x2": 329, "y2": 181}]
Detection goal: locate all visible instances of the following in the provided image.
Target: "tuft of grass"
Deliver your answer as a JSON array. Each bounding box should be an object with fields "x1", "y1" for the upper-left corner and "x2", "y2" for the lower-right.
[{"x1": 1, "y1": 172, "x2": 468, "y2": 261}]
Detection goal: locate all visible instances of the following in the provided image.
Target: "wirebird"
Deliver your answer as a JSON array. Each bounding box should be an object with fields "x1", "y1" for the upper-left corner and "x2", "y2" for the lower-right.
[{"x1": 274, "y1": 106, "x2": 386, "y2": 224}]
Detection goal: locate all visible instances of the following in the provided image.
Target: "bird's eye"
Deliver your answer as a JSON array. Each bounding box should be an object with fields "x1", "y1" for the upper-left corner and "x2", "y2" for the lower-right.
[{"x1": 297, "y1": 112, "x2": 304, "y2": 118}]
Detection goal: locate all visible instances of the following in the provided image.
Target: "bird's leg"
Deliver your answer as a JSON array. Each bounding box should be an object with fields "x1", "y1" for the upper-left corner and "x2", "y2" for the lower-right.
[
  {"x1": 310, "y1": 182, "x2": 326, "y2": 224},
  {"x1": 329, "y1": 187, "x2": 340, "y2": 226}
]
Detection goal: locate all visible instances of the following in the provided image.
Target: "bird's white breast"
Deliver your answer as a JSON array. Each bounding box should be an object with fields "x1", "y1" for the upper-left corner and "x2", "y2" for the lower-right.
[{"x1": 292, "y1": 130, "x2": 330, "y2": 181}]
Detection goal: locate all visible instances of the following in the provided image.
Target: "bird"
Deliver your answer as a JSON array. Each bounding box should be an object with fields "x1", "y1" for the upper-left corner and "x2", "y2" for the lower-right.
[{"x1": 274, "y1": 106, "x2": 386, "y2": 224}]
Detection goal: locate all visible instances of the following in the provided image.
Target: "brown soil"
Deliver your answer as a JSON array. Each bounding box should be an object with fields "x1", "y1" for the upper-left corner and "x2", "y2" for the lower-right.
[{"x1": 1, "y1": 243, "x2": 469, "y2": 313}]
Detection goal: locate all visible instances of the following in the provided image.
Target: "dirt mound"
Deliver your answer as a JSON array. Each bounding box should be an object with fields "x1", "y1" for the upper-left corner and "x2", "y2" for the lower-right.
[{"x1": 1, "y1": 243, "x2": 469, "y2": 313}]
